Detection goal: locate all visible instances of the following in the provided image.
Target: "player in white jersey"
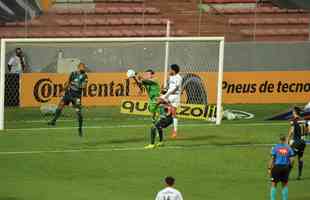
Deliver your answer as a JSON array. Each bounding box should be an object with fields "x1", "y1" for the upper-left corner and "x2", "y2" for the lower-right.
[
  {"x1": 161, "y1": 64, "x2": 182, "y2": 138},
  {"x1": 155, "y1": 176, "x2": 183, "y2": 200}
]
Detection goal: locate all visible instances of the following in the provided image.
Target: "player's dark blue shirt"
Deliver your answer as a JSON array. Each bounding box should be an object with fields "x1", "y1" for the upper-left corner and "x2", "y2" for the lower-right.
[
  {"x1": 292, "y1": 121, "x2": 303, "y2": 141},
  {"x1": 66, "y1": 71, "x2": 88, "y2": 97},
  {"x1": 271, "y1": 144, "x2": 294, "y2": 166}
]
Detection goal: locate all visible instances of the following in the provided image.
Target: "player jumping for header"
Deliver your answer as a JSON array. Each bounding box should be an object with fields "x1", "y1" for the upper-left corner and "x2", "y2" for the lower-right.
[
  {"x1": 48, "y1": 63, "x2": 88, "y2": 137},
  {"x1": 161, "y1": 64, "x2": 182, "y2": 139}
]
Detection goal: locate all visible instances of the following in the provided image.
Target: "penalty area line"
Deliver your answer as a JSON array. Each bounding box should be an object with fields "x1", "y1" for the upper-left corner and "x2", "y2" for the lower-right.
[{"x1": 0, "y1": 143, "x2": 273, "y2": 155}]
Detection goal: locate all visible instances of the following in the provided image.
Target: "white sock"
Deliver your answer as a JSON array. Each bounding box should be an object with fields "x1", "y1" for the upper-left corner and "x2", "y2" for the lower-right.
[{"x1": 173, "y1": 118, "x2": 178, "y2": 132}]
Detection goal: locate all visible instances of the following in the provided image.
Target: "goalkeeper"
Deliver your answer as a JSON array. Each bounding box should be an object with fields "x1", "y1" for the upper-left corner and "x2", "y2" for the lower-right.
[
  {"x1": 130, "y1": 69, "x2": 160, "y2": 121},
  {"x1": 48, "y1": 63, "x2": 88, "y2": 137}
]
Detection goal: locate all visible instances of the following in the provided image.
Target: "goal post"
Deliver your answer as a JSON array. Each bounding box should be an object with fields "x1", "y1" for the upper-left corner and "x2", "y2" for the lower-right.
[{"x1": 0, "y1": 37, "x2": 225, "y2": 130}]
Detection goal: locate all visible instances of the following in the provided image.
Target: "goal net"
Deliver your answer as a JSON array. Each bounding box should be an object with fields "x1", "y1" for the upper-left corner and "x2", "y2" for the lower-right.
[{"x1": 0, "y1": 37, "x2": 224, "y2": 130}]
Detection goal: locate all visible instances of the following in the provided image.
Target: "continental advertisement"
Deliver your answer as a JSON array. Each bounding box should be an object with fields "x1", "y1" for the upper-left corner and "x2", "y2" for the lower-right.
[{"x1": 20, "y1": 71, "x2": 310, "y2": 107}]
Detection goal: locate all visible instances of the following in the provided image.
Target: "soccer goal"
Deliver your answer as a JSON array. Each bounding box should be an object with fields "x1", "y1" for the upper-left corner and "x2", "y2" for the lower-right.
[{"x1": 0, "y1": 37, "x2": 224, "y2": 130}]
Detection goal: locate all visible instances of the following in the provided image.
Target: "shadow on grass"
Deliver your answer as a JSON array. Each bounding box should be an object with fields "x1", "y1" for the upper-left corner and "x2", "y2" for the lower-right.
[
  {"x1": 69, "y1": 134, "x2": 258, "y2": 148},
  {"x1": 173, "y1": 135, "x2": 219, "y2": 141},
  {"x1": 0, "y1": 197, "x2": 22, "y2": 200}
]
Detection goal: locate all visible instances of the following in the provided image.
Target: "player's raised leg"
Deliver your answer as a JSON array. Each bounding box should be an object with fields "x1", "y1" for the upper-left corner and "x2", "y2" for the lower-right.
[{"x1": 48, "y1": 100, "x2": 65, "y2": 126}]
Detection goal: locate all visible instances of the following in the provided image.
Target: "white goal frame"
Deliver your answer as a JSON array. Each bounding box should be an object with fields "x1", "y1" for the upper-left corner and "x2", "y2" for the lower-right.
[{"x1": 0, "y1": 37, "x2": 225, "y2": 130}]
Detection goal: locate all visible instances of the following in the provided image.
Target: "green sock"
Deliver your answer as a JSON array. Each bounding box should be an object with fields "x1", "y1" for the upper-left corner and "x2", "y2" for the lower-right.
[
  {"x1": 282, "y1": 186, "x2": 288, "y2": 200},
  {"x1": 52, "y1": 108, "x2": 62, "y2": 122},
  {"x1": 271, "y1": 186, "x2": 276, "y2": 200},
  {"x1": 151, "y1": 127, "x2": 156, "y2": 144}
]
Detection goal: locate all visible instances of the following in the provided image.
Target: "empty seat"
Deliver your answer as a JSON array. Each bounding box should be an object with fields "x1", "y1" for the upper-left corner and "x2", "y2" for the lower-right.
[
  {"x1": 145, "y1": 7, "x2": 160, "y2": 14},
  {"x1": 43, "y1": 30, "x2": 57, "y2": 37},
  {"x1": 68, "y1": 29, "x2": 83, "y2": 37},
  {"x1": 229, "y1": 17, "x2": 309, "y2": 25},
  {"x1": 95, "y1": 18, "x2": 108, "y2": 25},
  {"x1": 54, "y1": 30, "x2": 69, "y2": 37},
  {"x1": 27, "y1": 31, "x2": 43, "y2": 38},
  {"x1": 108, "y1": 18, "x2": 122, "y2": 25},
  {"x1": 69, "y1": 18, "x2": 83, "y2": 26},
  {"x1": 241, "y1": 28, "x2": 308, "y2": 36},
  {"x1": 56, "y1": 18, "x2": 71, "y2": 26},
  {"x1": 82, "y1": 29, "x2": 97, "y2": 37},
  {"x1": 121, "y1": 18, "x2": 136, "y2": 25},
  {"x1": 210, "y1": 7, "x2": 305, "y2": 14},
  {"x1": 84, "y1": 18, "x2": 97, "y2": 26},
  {"x1": 107, "y1": 7, "x2": 121, "y2": 14},
  {"x1": 5, "y1": 22, "x2": 17, "y2": 26},
  {"x1": 96, "y1": 30, "x2": 110, "y2": 37},
  {"x1": 122, "y1": 29, "x2": 136, "y2": 36},
  {"x1": 94, "y1": 0, "x2": 143, "y2": 2},
  {"x1": 204, "y1": 0, "x2": 257, "y2": 3},
  {"x1": 110, "y1": 30, "x2": 122, "y2": 36}
]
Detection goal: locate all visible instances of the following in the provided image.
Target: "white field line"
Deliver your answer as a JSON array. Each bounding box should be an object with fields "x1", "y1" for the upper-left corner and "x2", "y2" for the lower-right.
[
  {"x1": 0, "y1": 143, "x2": 274, "y2": 155},
  {"x1": 2, "y1": 122, "x2": 287, "y2": 133}
]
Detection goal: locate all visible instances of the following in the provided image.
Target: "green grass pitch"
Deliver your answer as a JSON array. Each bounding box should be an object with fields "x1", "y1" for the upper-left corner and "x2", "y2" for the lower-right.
[{"x1": 0, "y1": 104, "x2": 309, "y2": 200}]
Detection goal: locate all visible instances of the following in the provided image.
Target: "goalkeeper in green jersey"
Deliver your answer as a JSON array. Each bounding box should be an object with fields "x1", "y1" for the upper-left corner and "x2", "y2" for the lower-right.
[{"x1": 132, "y1": 69, "x2": 161, "y2": 121}]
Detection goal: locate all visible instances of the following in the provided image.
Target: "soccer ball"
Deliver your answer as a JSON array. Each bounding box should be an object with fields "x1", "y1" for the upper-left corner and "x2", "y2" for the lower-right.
[
  {"x1": 223, "y1": 110, "x2": 236, "y2": 120},
  {"x1": 127, "y1": 69, "x2": 136, "y2": 78},
  {"x1": 40, "y1": 104, "x2": 57, "y2": 115}
]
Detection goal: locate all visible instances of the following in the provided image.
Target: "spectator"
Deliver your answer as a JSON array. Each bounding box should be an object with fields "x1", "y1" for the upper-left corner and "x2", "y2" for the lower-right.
[{"x1": 7, "y1": 48, "x2": 27, "y2": 73}]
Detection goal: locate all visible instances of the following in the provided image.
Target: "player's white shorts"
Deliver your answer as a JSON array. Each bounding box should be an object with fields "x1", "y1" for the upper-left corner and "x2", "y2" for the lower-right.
[{"x1": 168, "y1": 95, "x2": 180, "y2": 108}]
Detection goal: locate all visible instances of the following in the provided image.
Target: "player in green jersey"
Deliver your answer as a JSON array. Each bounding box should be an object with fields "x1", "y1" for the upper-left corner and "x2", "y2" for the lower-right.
[
  {"x1": 48, "y1": 63, "x2": 88, "y2": 137},
  {"x1": 132, "y1": 69, "x2": 161, "y2": 121}
]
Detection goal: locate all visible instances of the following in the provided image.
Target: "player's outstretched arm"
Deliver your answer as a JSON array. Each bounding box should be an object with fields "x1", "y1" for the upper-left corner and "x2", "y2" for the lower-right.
[{"x1": 132, "y1": 75, "x2": 144, "y2": 93}]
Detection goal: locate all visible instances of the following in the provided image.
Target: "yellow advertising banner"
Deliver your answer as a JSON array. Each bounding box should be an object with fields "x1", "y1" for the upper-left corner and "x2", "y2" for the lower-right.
[
  {"x1": 20, "y1": 71, "x2": 310, "y2": 107},
  {"x1": 120, "y1": 100, "x2": 217, "y2": 121},
  {"x1": 20, "y1": 73, "x2": 150, "y2": 107},
  {"x1": 222, "y1": 71, "x2": 310, "y2": 104}
]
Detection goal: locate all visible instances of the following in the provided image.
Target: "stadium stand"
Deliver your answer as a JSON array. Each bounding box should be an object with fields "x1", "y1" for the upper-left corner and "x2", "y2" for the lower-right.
[{"x1": 0, "y1": 0, "x2": 309, "y2": 40}]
